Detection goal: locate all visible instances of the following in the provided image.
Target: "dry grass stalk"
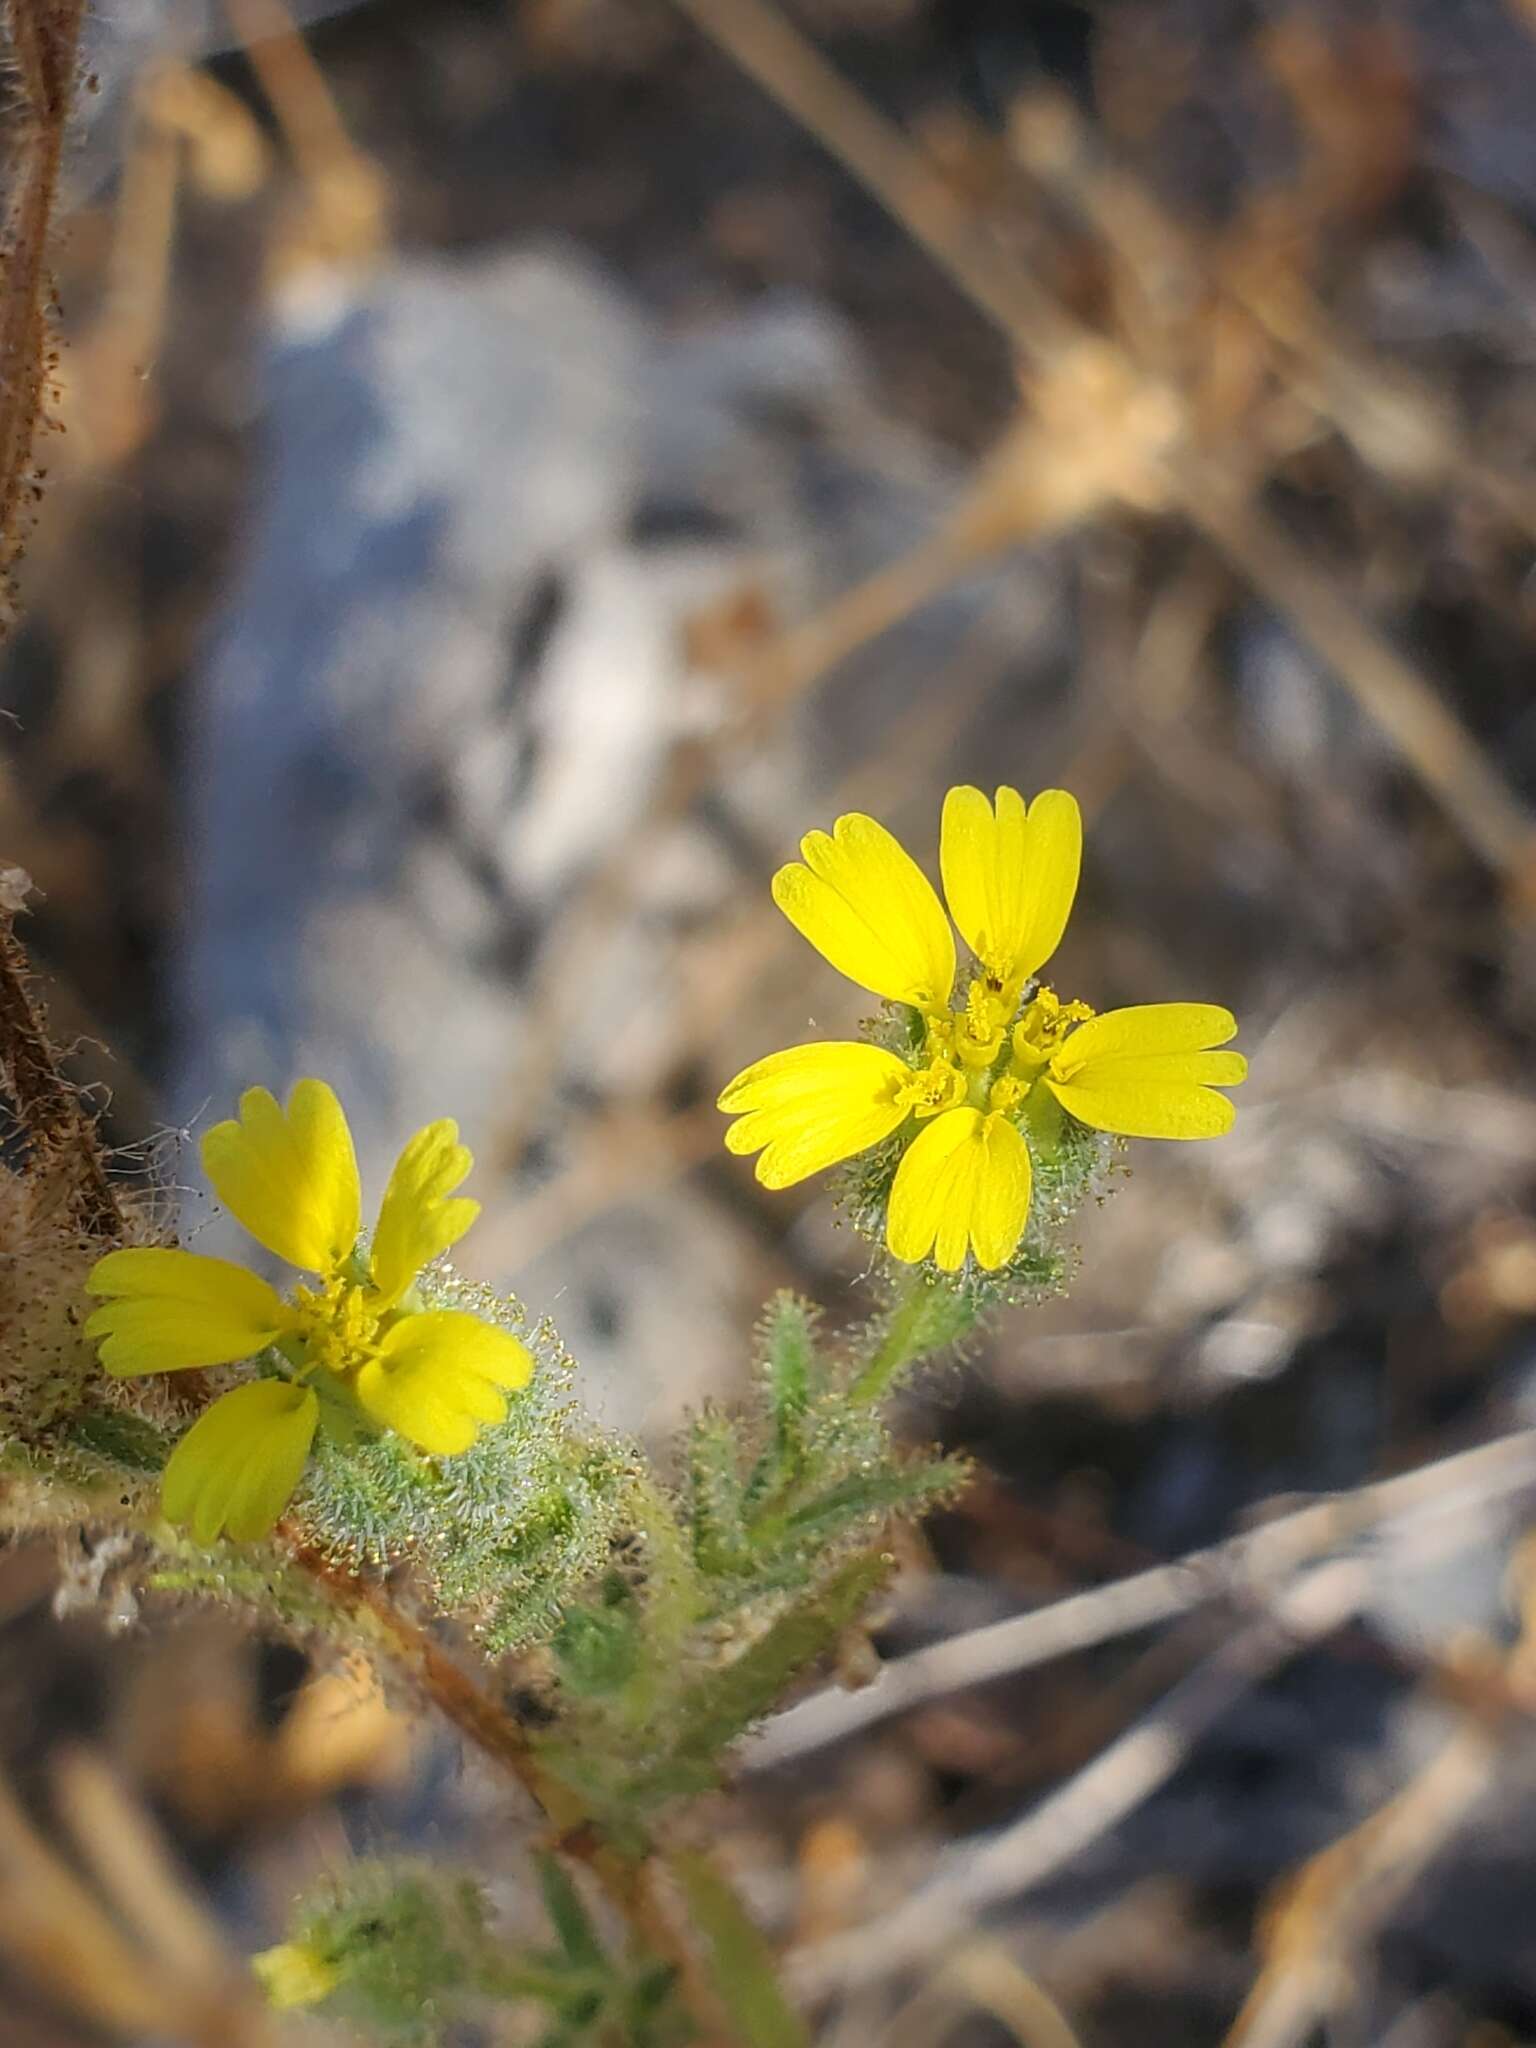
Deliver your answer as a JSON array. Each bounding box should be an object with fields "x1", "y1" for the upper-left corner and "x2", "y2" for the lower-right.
[
  {"x1": 793, "y1": 1558, "x2": 1372, "y2": 1999},
  {"x1": 754, "y1": 1424, "x2": 1536, "y2": 1768},
  {"x1": 220, "y1": 0, "x2": 390, "y2": 280},
  {"x1": 0, "y1": 1746, "x2": 280, "y2": 2045},
  {"x1": 0, "y1": 901, "x2": 125, "y2": 1237},
  {"x1": 0, "y1": 0, "x2": 84, "y2": 622},
  {"x1": 1221, "y1": 1727, "x2": 1496, "y2": 2048},
  {"x1": 1221, "y1": 1531, "x2": 1536, "y2": 2047},
  {"x1": 666, "y1": 0, "x2": 1536, "y2": 895}
]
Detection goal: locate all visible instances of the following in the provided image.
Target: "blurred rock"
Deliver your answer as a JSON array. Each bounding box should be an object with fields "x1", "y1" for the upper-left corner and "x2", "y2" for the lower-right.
[{"x1": 174, "y1": 245, "x2": 1058, "y2": 1424}]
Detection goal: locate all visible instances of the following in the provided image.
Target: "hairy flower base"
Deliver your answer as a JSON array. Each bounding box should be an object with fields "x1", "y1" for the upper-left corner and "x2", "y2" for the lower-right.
[
  {"x1": 86, "y1": 1080, "x2": 532, "y2": 1541},
  {"x1": 722, "y1": 787, "x2": 1246, "y2": 1274}
]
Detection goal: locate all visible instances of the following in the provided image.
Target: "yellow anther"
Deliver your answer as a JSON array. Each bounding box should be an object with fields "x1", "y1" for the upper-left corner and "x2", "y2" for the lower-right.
[
  {"x1": 954, "y1": 978, "x2": 1008, "y2": 1068},
  {"x1": 895, "y1": 1058, "x2": 969, "y2": 1120},
  {"x1": 987, "y1": 1073, "x2": 1027, "y2": 1117},
  {"x1": 1013, "y1": 986, "x2": 1094, "y2": 1065},
  {"x1": 290, "y1": 1277, "x2": 382, "y2": 1377}
]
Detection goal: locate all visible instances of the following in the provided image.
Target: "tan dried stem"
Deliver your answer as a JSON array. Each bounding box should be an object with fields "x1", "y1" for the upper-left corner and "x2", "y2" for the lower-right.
[
  {"x1": 1217, "y1": 1536, "x2": 1536, "y2": 2048},
  {"x1": 666, "y1": 0, "x2": 1536, "y2": 898},
  {"x1": 1222, "y1": 1727, "x2": 1495, "y2": 2048},
  {"x1": 1008, "y1": 87, "x2": 1536, "y2": 534},
  {"x1": 283, "y1": 1534, "x2": 739, "y2": 2044},
  {"x1": 0, "y1": 1747, "x2": 278, "y2": 2045},
  {"x1": 220, "y1": 0, "x2": 390, "y2": 280},
  {"x1": 0, "y1": 0, "x2": 85, "y2": 620},
  {"x1": 0, "y1": 904, "x2": 125, "y2": 1237}
]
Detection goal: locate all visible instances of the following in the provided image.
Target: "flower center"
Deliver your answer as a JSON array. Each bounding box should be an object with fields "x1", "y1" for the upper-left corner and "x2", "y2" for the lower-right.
[
  {"x1": 894, "y1": 981, "x2": 1097, "y2": 1133},
  {"x1": 289, "y1": 1276, "x2": 383, "y2": 1377},
  {"x1": 987, "y1": 1072, "x2": 1027, "y2": 1116},
  {"x1": 954, "y1": 979, "x2": 1009, "y2": 1067}
]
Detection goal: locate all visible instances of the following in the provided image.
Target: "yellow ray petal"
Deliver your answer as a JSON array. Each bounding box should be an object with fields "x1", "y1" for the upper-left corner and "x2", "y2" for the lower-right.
[
  {"x1": 161, "y1": 1381, "x2": 318, "y2": 1543},
  {"x1": 887, "y1": 1108, "x2": 1033, "y2": 1272},
  {"x1": 772, "y1": 812, "x2": 954, "y2": 1009},
  {"x1": 85, "y1": 1248, "x2": 287, "y2": 1376},
  {"x1": 201, "y1": 1078, "x2": 362, "y2": 1276},
  {"x1": 370, "y1": 1118, "x2": 479, "y2": 1308},
  {"x1": 355, "y1": 1311, "x2": 533, "y2": 1456},
  {"x1": 1045, "y1": 1008, "x2": 1245, "y2": 1141},
  {"x1": 1045, "y1": 1071, "x2": 1239, "y2": 1139},
  {"x1": 968, "y1": 1114, "x2": 1035, "y2": 1267},
  {"x1": 1048, "y1": 1003, "x2": 1236, "y2": 1078},
  {"x1": 940, "y1": 786, "x2": 1081, "y2": 987},
  {"x1": 718, "y1": 1040, "x2": 913, "y2": 1189}
]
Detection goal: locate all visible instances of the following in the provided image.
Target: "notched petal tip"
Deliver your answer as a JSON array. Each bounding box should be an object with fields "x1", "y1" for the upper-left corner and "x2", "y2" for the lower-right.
[
  {"x1": 939, "y1": 782, "x2": 1082, "y2": 988},
  {"x1": 81, "y1": 1249, "x2": 288, "y2": 1377},
  {"x1": 370, "y1": 1119, "x2": 482, "y2": 1305},
  {"x1": 201, "y1": 1076, "x2": 362, "y2": 1276},
  {"x1": 772, "y1": 812, "x2": 955, "y2": 1008},
  {"x1": 886, "y1": 1107, "x2": 1033, "y2": 1273},
  {"x1": 717, "y1": 1040, "x2": 911, "y2": 1189}
]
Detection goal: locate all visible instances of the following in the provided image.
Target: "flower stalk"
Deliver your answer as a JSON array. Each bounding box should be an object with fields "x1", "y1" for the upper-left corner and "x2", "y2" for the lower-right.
[{"x1": 848, "y1": 1269, "x2": 979, "y2": 1407}]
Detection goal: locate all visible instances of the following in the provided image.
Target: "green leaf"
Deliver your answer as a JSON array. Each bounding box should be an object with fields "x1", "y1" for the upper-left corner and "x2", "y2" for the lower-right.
[
  {"x1": 761, "y1": 1294, "x2": 816, "y2": 1450},
  {"x1": 536, "y1": 1853, "x2": 607, "y2": 1973},
  {"x1": 685, "y1": 1408, "x2": 748, "y2": 1575},
  {"x1": 66, "y1": 1404, "x2": 169, "y2": 1473},
  {"x1": 643, "y1": 1552, "x2": 892, "y2": 1785},
  {"x1": 553, "y1": 1598, "x2": 641, "y2": 1698},
  {"x1": 668, "y1": 1848, "x2": 809, "y2": 2048},
  {"x1": 749, "y1": 1453, "x2": 968, "y2": 1560}
]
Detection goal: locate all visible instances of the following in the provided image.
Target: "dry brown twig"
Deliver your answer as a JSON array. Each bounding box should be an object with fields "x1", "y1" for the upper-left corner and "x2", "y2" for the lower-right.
[
  {"x1": 0, "y1": 0, "x2": 86, "y2": 621},
  {"x1": 1216, "y1": 1529, "x2": 1536, "y2": 2048},
  {"x1": 748, "y1": 1422, "x2": 1536, "y2": 1770},
  {"x1": 664, "y1": 0, "x2": 1536, "y2": 899},
  {"x1": 1221, "y1": 1727, "x2": 1496, "y2": 2048},
  {"x1": 221, "y1": 0, "x2": 389, "y2": 279},
  {"x1": 0, "y1": 1745, "x2": 280, "y2": 2046},
  {"x1": 1008, "y1": 87, "x2": 1536, "y2": 538},
  {"x1": 0, "y1": 895, "x2": 125, "y2": 1237},
  {"x1": 792, "y1": 1555, "x2": 1372, "y2": 1999}
]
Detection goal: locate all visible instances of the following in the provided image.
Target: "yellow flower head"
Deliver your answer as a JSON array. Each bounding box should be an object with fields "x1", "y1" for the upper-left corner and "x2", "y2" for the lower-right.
[
  {"x1": 86, "y1": 1080, "x2": 532, "y2": 1542},
  {"x1": 252, "y1": 1939, "x2": 340, "y2": 2010},
  {"x1": 720, "y1": 787, "x2": 1245, "y2": 1275}
]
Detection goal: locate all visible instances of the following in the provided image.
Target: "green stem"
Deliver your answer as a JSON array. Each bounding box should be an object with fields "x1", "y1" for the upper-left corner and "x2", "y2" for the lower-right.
[
  {"x1": 848, "y1": 1270, "x2": 973, "y2": 1405},
  {"x1": 615, "y1": 1470, "x2": 704, "y2": 1727},
  {"x1": 476, "y1": 1959, "x2": 607, "y2": 2006}
]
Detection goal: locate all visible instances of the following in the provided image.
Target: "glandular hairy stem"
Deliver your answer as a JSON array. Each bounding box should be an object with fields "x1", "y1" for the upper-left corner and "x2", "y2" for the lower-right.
[
  {"x1": 281, "y1": 1533, "x2": 742, "y2": 2047},
  {"x1": 0, "y1": 911, "x2": 125, "y2": 1240},
  {"x1": 849, "y1": 1268, "x2": 975, "y2": 1406}
]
